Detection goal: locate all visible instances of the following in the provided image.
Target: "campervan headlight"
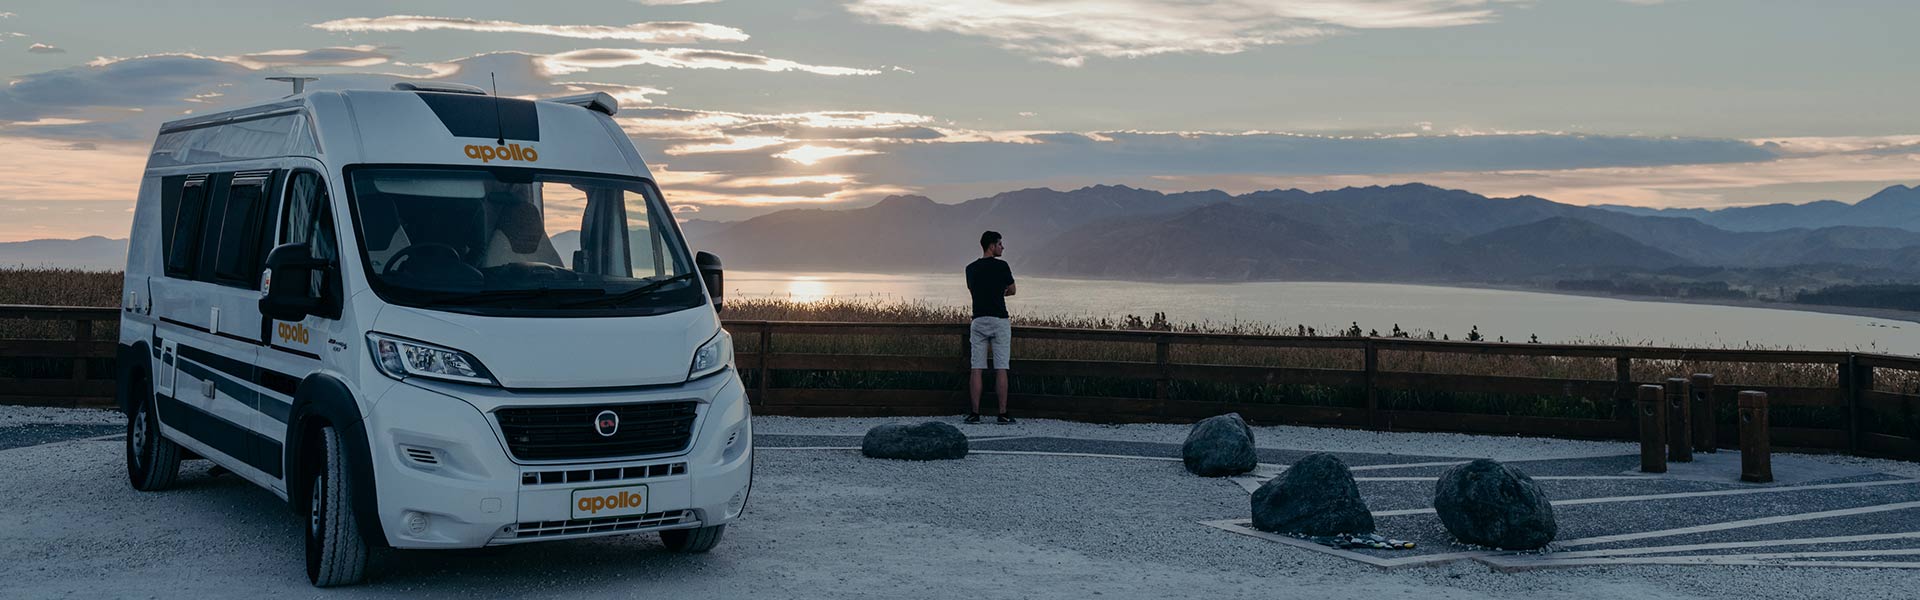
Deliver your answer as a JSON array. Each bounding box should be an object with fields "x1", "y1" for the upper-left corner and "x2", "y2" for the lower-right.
[
  {"x1": 688, "y1": 329, "x2": 734, "y2": 381},
  {"x1": 367, "y1": 332, "x2": 499, "y2": 386}
]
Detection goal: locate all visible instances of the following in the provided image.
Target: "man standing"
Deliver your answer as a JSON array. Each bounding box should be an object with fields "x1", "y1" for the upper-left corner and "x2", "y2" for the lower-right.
[{"x1": 965, "y1": 231, "x2": 1016, "y2": 424}]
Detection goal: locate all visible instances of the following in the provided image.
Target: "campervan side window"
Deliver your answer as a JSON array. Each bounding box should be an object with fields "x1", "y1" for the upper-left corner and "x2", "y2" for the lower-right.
[
  {"x1": 164, "y1": 177, "x2": 211, "y2": 278},
  {"x1": 212, "y1": 173, "x2": 274, "y2": 286}
]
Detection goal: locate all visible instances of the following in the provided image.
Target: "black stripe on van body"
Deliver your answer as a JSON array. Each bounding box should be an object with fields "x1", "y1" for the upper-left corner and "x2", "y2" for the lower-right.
[
  {"x1": 174, "y1": 344, "x2": 296, "y2": 423},
  {"x1": 155, "y1": 393, "x2": 284, "y2": 479},
  {"x1": 415, "y1": 92, "x2": 539, "y2": 141}
]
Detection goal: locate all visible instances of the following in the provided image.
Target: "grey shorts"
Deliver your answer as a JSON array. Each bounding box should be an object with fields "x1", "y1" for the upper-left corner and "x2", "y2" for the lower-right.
[{"x1": 969, "y1": 316, "x2": 1011, "y2": 370}]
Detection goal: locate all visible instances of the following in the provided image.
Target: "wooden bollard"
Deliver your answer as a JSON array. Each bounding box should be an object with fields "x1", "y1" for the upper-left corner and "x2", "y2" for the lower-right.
[
  {"x1": 1739, "y1": 391, "x2": 1772, "y2": 483},
  {"x1": 1690, "y1": 373, "x2": 1716, "y2": 453},
  {"x1": 1638, "y1": 384, "x2": 1667, "y2": 473},
  {"x1": 1665, "y1": 377, "x2": 1693, "y2": 463}
]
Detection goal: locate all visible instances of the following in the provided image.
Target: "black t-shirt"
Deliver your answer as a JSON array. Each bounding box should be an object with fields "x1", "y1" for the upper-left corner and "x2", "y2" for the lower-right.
[{"x1": 966, "y1": 257, "x2": 1014, "y2": 318}]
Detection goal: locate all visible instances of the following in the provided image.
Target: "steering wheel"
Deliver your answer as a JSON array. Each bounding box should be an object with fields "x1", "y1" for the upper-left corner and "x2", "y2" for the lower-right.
[{"x1": 383, "y1": 243, "x2": 468, "y2": 277}]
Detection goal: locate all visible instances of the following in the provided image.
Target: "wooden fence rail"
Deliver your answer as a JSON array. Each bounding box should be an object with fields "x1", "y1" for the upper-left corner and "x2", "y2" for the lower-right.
[{"x1": 4, "y1": 307, "x2": 1918, "y2": 462}]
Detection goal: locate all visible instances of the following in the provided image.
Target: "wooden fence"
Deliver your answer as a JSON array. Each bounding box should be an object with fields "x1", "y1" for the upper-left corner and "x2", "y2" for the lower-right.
[
  {"x1": 3, "y1": 306, "x2": 1917, "y2": 462},
  {"x1": 726, "y1": 320, "x2": 1920, "y2": 462},
  {"x1": 0, "y1": 304, "x2": 118, "y2": 408}
]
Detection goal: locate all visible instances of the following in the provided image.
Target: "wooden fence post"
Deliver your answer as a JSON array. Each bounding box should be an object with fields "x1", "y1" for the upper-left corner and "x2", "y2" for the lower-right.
[
  {"x1": 1154, "y1": 336, "x2": 1170, "y2": 401},
  {"x1": 1615, "y1": 355, "x2": 1633, "y2": 427},
  {"x1": 1844, "y1": 356, "x2": 1870, "y2": 455},
  {"x1": 960, "y1": 326, "x2": 975, "y2": 411},
  {"x1": 1364, "y1": 340, "x2": 1380, "y2": 431},
  {"x1": 1665, "y1": 377, "x2": 1692, "y2": 463},
  {"x1": 1690, "y1": 373, "x2": 1715, "y2": 452},
  {"x1": 1638, "y1": 384, "x2": 1667, "y2": 473},
  {"x1": 1739, "y1": 391, "x2": 1773, "y2": 483},
  {"x1": 71, "y1": 318, "x2": 92, "y2": 382},
  {"x1": 755, "y1": 321, "x2": 771, "y2": 405}
]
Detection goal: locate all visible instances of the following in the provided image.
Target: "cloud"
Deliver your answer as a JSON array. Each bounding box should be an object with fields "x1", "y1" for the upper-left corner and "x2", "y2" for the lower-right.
[
  {"x1": 541, "y1": 48, "x2": 879, "y2": 76},
  {"x1": 228, "y1": 45, "x2": 392, "y2": 69},
  {"x1": 0, "y1": 54, "x2": 253, "y2": 133},
  {"x1": 312, "y1": 15, "x2": 748, "y2": 44},
  {"x1": 634, "y1": 0, "x2": 724, "y2": 4},
  {"x1": 27, "y1": 42, "x2": 63, "y2": 54},
  {"x1": 1146, "y1": 147, "x2": 1920, "y2": 209},
  {"x1": 775, "y1": 145, "x2": 879, "y2": 165},
  {"x1": 843, "y1": 0, "x2": 1518, "y2": 65}
]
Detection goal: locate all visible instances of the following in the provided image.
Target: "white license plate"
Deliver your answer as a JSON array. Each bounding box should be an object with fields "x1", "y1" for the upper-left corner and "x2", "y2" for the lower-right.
[{"x1": 571, "y1": 484, "x2": 649, "y2": 519}]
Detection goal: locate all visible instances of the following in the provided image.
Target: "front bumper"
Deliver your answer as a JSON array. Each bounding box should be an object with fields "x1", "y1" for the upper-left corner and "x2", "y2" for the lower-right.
[{"x1": 361, "y1": 370, "x2": 752, "y2": 549}]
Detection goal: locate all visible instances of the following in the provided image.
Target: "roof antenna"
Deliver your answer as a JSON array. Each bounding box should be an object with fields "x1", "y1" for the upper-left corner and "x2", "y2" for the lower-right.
[
  {"x1": 489, "y1": 72, "x2": 506, "y2": 146},
  {"x1": 265, "y1": 76, "x2": 319, "y2": 98}
]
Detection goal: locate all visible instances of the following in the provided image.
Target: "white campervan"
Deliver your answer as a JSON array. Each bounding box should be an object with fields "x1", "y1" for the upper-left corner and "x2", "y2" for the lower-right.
[{"x1": 114, "y1": 81, "x2": 751, "y2": 587}]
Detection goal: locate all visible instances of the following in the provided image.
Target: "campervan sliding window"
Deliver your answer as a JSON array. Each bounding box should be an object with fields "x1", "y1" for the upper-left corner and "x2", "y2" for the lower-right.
[
  {"x1": 163, "y1": 176, "x2": 210, "y2": 278},
  {"x1": 210, "y1": 172, "x2": 274, "y2": 285}
]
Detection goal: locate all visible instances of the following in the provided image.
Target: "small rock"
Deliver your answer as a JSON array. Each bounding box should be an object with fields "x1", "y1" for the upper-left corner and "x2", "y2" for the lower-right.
[
  {"x1": 1433, "y1": 459, "x2": 1557, "y2": 550},
  {"x1": 1182, "y1": 413, "x2": 1257, "y2": 476},
  {"x1": 861, "y1": 422, "x2": 968, "y2": 461},
  {"x1": 1251, "y1": 453, "x2": 1374, "y2": 536}
]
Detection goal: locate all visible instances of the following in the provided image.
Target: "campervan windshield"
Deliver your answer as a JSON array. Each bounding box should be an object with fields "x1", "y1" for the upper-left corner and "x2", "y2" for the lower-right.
[{"x1": 346, "y1": 166, "x2": 701, "y2": 316}]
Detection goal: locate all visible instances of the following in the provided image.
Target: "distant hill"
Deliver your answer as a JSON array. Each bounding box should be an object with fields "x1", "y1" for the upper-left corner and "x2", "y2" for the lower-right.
[
  {"x1": 1446, "y1": 217, "x2": 1693, "y2": 277},
  {"x1": 0, "y1": 236, "x2": 129, "y2": 271},
  {"x1": 1594, "y1": 184, "x2": 1920, "y2": 232}
]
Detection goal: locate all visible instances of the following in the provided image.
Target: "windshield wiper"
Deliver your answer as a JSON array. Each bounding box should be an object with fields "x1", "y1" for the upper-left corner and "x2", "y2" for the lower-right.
[
  {"x1": 428, "y1": 287, "x2": 607, "y2": 307},
  {"x1": 560, "y1": 273, "x2": 698, "y2": 308}
]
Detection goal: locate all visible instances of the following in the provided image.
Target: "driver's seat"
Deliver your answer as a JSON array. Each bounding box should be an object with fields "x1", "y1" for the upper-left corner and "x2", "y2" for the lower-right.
[{"x1": 480, "y1": 200, "x2": 564, "y2": 268}]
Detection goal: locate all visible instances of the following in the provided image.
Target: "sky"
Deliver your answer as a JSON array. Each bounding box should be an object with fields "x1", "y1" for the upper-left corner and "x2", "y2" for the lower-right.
[{"x1": 1, "y1": 0, "x2": 1917, "y2": 241}]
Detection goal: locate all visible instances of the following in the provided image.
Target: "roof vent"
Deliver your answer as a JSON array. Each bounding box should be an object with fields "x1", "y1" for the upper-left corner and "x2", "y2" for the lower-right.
[
  {"x1": 266, "y1": 76, "x2": 318, "y2": 98},
  {"x1": 547, "y1": 92, "x2": 619, "y2": 116},
  {"x1": 392, "y1": 82, "x2": 488, "y2": 95}
]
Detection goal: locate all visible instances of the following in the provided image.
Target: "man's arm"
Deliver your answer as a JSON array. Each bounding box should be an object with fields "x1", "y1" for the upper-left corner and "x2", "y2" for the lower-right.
[
  {"x1": 1003, "y1": 266, "x2": 1016, "y2": 296},
  {"x1": 1004, "y1": 282, "x2": 1016, "y2": 297}
]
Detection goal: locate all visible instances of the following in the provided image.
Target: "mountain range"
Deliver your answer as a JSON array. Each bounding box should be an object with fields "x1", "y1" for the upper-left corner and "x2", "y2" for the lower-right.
[
  {"x1": 6, "y1": 184, "x2": 1920, "y2": 291},
  {"x1": 1593, "y1": 185, "x2": 1920, "y2": 232},
  {"x1": 692, "y1": 183, "x2": 1920, "y2": 285},
  {"x1": 0, "y1": 236, "x2": 129, "y2": 271}
]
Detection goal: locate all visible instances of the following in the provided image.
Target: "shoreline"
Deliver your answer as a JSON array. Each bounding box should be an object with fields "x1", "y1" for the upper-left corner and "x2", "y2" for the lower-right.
[
  {"x1": 730, "y1": 268, "x2": 1920, "y2": 326},
  {"x1": 1457, "y1": 282, "x2": 1920, "y2": 325}
]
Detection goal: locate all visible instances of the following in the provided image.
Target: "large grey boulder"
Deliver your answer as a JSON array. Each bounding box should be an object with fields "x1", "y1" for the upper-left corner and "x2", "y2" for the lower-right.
[
  {"x1": 862, "y1": 422, "x2": 968, "y2": 461},
  {"x1": 1183, "y1": 413, "x2": 1258, "y2": 476},
  {"x1": 1433, "y1": 459, "x2": 1557, "y2": 550},
  {"x1": 1251, "y1": 453, "x2": 1375, "y2": 536}
]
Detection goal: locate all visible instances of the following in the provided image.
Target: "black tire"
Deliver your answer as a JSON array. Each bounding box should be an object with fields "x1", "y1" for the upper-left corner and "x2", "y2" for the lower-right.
[
  {"x1": 305, "y1": 426, "x2": 369, "y2": 587},
  {"x1": 660, "y1": 524, "x2": 725, "y2": 553},
  {"x1": 126, "y1": 372, "x2": 181, "y2": 492}
]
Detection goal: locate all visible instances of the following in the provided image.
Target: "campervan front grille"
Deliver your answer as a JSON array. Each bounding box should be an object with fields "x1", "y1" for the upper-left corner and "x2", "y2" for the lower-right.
[
  {"x1": 495, "y1": 401, "x2": 699, "y2": 461},
  {"x1": 512, "y1": 510, "x2": 693, "y2": 539}
]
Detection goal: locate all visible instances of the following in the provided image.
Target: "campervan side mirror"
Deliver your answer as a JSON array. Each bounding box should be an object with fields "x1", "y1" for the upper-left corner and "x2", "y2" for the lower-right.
[
  {"x1": 260, "y1": 243, "x2": 332, "y2": 322},
  {"x1": 695, "y1": 251, "x2": 724, "y2": 313}
]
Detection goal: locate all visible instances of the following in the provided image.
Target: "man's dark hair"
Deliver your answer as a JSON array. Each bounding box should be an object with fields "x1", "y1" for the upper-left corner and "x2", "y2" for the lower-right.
[{"x1": 980, "y1": 230, "x2": 1002, "y2": 251}]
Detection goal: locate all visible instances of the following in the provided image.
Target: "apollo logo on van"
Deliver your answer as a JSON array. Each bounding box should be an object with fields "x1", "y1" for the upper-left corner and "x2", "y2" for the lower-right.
[
  {"x1": 276, "y1": 322, "x2": 311, "y2": 345},
  {"x1": 573, "y1": 485, "x2": 647, "y2": 518},
  {"x1": 463, "y1": 143, "x2": 538, "y2": 163}
]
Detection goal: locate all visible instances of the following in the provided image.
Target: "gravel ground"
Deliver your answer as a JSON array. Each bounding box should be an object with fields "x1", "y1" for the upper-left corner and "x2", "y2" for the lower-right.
[
  {"x1": 758, "y1": 415, "x2": 1920, "y2": 480},
  {"x1": 1, "y1": 431, "x2": 1916, "y2": 598},
  {"x1": 0, "y1": 423, "x2": 121, "y2": 451},
  {"x1": 7, "y1": 407, "x2": 1920, "y2": 598},
  {"x1": 0, "y1": 405, "x2": 122, "y2": 427}
]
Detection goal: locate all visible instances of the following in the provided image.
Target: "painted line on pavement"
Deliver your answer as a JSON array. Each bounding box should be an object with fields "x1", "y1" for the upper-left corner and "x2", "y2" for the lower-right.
[
  {"x1": 1553, "y1": 499, "x2": 1920, "y2": 548},
  {"x1": 1542, "y1": 531, "x2": 1920, "y2": 559},
  {"x1": 1373, "y1": 478, "x2": 1920, "y2": 517}
]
